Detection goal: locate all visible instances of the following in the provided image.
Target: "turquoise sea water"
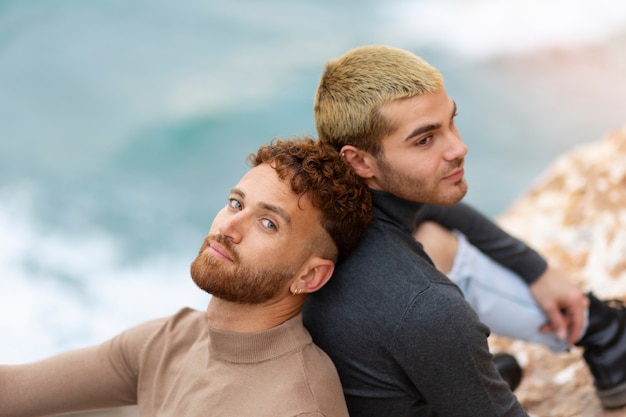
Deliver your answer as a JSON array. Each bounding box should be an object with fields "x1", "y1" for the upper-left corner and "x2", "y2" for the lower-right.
[{"x1": 1, "y1": 0, "x2": 626, "y2": 363}]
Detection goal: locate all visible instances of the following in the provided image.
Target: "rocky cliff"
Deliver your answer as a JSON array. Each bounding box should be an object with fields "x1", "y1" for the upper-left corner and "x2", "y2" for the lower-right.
[{"x1": 491, "y1": 126, "x2": 626, "y2": 417}]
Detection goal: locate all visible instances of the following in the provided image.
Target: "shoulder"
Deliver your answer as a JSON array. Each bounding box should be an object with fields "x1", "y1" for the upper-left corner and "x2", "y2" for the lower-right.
[
  {"x1": 103, "y1": 308, "x2": 206, "y2": 359},
  {"x1": 118, "y1": 307, "x2": 204, "y2": 339},
  {"x1": 343, "y1": 217, "x2": 434, "y2": 271},
  {"x1": 141, "y1": 307, "x2": 207, "y2": 347},
  {"x1": 161, "y1": 307, "x2": 206, "y2": 330},
  {"x1": 393, "y1": 284, "x2": 490, "y2": 354},
  {"x1": 299, "y1": 343, "x2": 350, "y2": 417}
]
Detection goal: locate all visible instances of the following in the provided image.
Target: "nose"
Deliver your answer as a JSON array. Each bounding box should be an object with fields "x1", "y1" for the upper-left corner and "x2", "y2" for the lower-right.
[
  {"x1": 217, "y1": 212, "x2": 244, "y2": 244},
  {"x1": 443, "y1": 131, "x2": 468, "y2": 161}
]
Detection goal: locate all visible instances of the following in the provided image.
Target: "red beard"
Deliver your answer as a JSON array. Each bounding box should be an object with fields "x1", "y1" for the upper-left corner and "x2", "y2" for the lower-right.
[{"x1": 190, "y1": 234, "x2": 297, "y2": 304}]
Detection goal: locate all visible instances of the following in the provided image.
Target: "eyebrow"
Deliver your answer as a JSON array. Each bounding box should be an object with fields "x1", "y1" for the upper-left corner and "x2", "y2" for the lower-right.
[
  {"x1": 230, "y1": 187, "x2": 292, "y2": 226},
  {"x1": 403, "y1": 100, "x2": 458, "y2": 142}
]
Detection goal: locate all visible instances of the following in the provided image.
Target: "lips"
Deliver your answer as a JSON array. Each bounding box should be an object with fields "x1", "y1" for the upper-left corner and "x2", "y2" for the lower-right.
[
  {"x1": 443, "y1": 168, "x2": 464, "y2": 181},
  {"x1": 207, "y1": 241, "x2": 234, "y2": 262}
]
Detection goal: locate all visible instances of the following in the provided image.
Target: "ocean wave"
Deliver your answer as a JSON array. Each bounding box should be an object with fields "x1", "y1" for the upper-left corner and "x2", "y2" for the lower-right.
[{"x1": 0, "y1": 197, "x2": 208, "y2": 364}]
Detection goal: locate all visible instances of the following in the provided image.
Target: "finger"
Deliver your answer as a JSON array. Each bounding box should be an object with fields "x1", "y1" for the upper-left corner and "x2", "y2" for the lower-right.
[
  {"x1": 544, "y1": 305, "x2": 568, "y2": 341},
  {"x1": 539, "y1": 323, "x2": 554, "y2": 333},
  {"x1": 565, "y1": 305, "x2": 586, "y2": 346}
]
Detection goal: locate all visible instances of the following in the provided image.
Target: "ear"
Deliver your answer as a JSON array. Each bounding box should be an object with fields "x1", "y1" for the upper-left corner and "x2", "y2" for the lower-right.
[
  {"x1": 290, "y1": 257, "x2": 335, "y2": 295},
  {"x1": 340, "y1": 145, "x2": 377, "y2": 180}
]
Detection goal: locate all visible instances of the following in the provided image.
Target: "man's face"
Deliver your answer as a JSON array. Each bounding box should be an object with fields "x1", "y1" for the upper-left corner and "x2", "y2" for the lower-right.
[
  {"x1": 191, "y1": 163, "x2": 324, "y2": 304},
  {"x1": 368, "y1": 87, "x2": 468, "y2": 206}
]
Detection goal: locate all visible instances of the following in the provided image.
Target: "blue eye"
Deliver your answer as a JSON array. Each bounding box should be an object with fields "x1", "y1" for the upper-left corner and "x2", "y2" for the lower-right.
[
  {"x1": 229, "y1": 198, "x2": 242, "y2": 210},
  {"x1": 261, "y1": 218, "x2": 277, "y2": 231}
]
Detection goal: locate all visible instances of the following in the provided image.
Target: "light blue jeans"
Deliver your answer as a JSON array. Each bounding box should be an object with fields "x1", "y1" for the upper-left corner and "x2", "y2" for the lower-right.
[{"x1": 448, "y1": 231, "x2": 588, "y2": 352}]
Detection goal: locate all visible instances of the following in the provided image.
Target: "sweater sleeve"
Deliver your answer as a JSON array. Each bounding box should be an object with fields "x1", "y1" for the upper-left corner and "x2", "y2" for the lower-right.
[
  {"x1": 393, "y1": 286, "x2": 529, "y2": 417},
  {"x1": 415, "y1": 202, "x2": 547, "y2": 284},
  {"x1": 0, "y1": 317, "x2": 166, "y2": 417}
]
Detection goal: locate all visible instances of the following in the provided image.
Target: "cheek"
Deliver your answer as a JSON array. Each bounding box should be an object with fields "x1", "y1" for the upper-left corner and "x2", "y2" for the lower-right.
[
  {"x1": 386, "y1": 150, "x2": 431, "y2": 177},
  {"x1": 254, "y1": 240, "x2": 298, "y2": 265},
  {"x1": 415, "y1": 159, "x2": 441, "y2": 182},
  {"x1": 395, "y1": 159, "x2": 431, "y2": 184}
]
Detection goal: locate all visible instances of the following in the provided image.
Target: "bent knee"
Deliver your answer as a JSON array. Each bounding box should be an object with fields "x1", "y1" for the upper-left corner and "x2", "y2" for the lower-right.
[{"x1": 414, "y1": 221, "x2": 459, "y2": 274}]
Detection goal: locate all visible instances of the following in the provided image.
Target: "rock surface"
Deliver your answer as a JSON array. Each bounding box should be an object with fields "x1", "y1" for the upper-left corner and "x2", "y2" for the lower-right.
[{"x1": 491, "y1": 126, "x2": 626, "y2": 417}]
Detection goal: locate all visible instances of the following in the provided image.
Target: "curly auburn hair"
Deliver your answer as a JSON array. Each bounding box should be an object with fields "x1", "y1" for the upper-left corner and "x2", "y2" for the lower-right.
[{"x1": 249, "y1": 136, "x2": 372, "y2": 262}]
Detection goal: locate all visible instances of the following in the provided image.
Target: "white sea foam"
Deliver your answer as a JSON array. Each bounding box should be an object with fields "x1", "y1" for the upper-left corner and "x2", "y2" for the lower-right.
[
  {"x1": 382, "y1": 0, "x2": 626, "y2": 58},
  {"x1": 0, "y1": 195, "x2": 208, "y2": 364}
]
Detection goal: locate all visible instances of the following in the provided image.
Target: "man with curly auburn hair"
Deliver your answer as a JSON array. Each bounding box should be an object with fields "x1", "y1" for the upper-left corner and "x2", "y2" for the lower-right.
[
  {"x1": 0, "y1": 136, "x2": 372, "y2": 417},
  {"x1": 303, "y1": 44, "x2": 626, "y2": 416}
]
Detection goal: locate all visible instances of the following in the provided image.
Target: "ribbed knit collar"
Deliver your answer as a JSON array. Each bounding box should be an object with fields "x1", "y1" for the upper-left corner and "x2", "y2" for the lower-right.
[
  {"x1": 207, "y1": 313, "x2": 311, "y2": 364},
  {"x1": 371, "y1": 189, "x2": 424, "y2": 234}
]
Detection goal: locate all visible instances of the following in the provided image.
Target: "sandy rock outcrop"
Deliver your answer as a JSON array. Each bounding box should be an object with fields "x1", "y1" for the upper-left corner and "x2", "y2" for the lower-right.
[{"x1": 491, "y1": 126, "x2": 626, "y2": 417}]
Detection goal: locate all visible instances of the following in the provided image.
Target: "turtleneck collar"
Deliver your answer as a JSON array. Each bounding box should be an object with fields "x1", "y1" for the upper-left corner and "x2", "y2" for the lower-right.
[
  {"x1": 207, "y1": 313, "x2": 311, "y2": 364},
  {"x1": 370, "y1": 189, "x2": 424, "y2": 234}
]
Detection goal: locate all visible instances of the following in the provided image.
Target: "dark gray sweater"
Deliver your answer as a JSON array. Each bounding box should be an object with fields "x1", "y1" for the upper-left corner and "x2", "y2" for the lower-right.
[{"x1": 303, "y1": 190, "x2": 531, "y2": 417}]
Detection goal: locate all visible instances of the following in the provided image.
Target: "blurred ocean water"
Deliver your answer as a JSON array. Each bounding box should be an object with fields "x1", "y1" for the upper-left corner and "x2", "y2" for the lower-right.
[{"x1": 1, "y1": 0, "x2": 626, "y2": 363}]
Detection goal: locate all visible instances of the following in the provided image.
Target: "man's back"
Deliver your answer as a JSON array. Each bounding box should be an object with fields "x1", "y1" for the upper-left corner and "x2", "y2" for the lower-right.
[{"x1": 303, "y1": 191, "x2": 527, "y2": 417}]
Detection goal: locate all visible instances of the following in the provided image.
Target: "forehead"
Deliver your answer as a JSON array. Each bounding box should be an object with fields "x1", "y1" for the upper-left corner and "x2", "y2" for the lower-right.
[
  {"x1": 237, "y1": 164, "x2": 293, "y2": 202},
  {"x1": 379, "y1": 88, "x2": 453, "y2": 137}
]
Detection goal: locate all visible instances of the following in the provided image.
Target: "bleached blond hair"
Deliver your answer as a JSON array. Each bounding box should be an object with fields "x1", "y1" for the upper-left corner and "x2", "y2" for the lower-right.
[{"x1": 314, "y1": 45, "x2": 443, "y2": 156}]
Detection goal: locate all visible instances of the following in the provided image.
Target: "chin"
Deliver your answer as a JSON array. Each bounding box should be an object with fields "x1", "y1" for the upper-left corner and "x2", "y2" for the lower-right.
[{"x1": 437, "y1": 186, "x2": 468, "y2": 206}]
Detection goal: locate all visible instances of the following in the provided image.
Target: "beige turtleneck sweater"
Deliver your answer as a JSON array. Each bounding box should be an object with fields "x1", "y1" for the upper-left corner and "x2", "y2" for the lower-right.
[{"x1": 0, "y1": 308, "x2": 349, "y2": 417}]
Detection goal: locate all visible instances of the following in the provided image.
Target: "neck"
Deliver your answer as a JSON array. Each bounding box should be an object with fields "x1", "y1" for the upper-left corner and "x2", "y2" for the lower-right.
[{"x1": 206, "y1": 295, "x2": 305, "y2": 333}]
